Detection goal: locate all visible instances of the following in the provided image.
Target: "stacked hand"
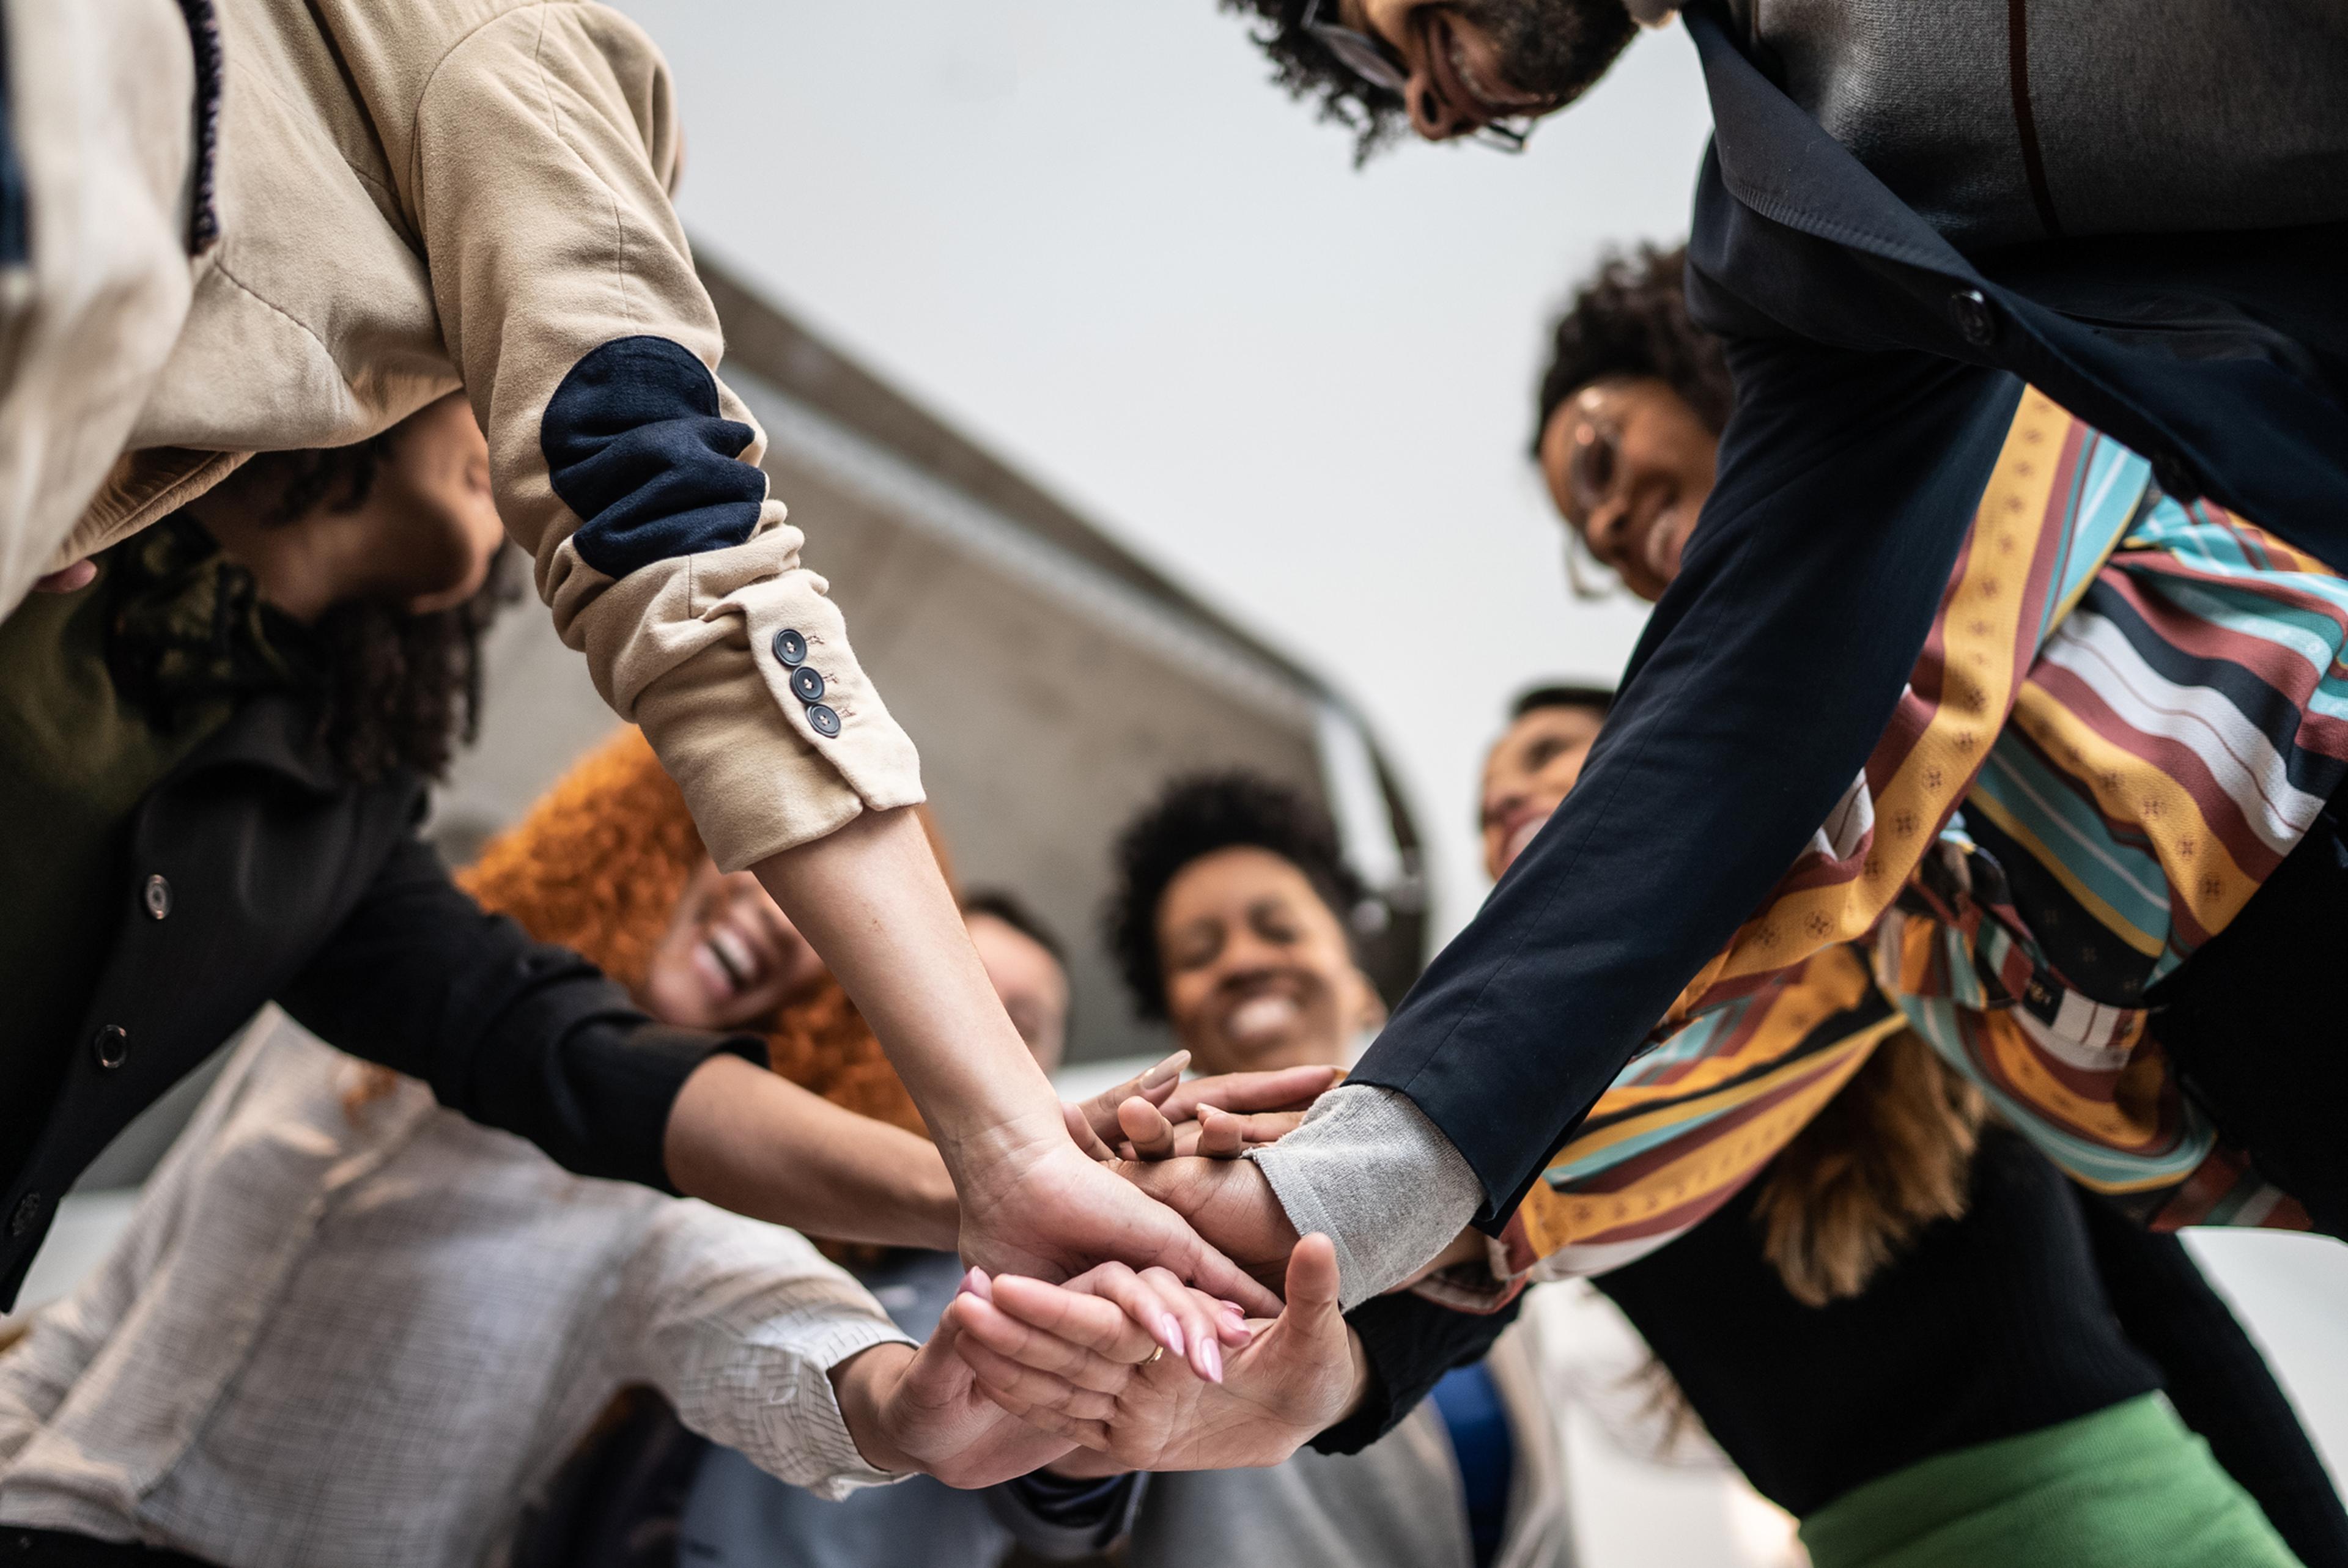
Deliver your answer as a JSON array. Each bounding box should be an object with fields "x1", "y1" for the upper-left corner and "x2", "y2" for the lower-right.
[
  {"x1": 945, "y1": 1233, "x2": 1365, "y2": 1474},
  {"x1": 834, "y1": 1261, "x2": 1249, "y2": 1486}
]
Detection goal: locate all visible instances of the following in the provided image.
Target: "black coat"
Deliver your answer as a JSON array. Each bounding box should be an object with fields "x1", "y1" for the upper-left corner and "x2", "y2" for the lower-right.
[
  {"x1": 1350, "y1": 0, "x2": 2348, "y2": 1228},
  {"x1": 1335, "y1": 0, "x2": 2348, "y2": 1446},
  {"x1": 1, "y1": 693, "x2": 752, "y2": 1306}
]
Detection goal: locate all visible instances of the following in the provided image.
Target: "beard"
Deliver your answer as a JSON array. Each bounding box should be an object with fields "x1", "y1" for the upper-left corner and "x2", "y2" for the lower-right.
[{"x1": 1461, "y1": 0, "x2": 1639, "y2": 108}]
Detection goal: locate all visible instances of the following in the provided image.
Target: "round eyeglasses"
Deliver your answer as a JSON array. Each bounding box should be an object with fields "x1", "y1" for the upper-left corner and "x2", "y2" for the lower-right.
[{"x1": 1299, "y1": 0, "x2": 1538, "y2": 152}]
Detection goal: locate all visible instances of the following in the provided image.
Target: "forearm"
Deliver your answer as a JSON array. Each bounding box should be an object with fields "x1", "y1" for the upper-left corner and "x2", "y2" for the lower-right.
[
  {"x1": 753, "y1": 808, "x2": 1063, "y2": 1161},
  {"x1": 666, "y1": 1055, "x2": 958, "y2": 1251},
  {"x1": 828, "y1": 1341, "x2": 921, "y2": 1474},
  {"x1": 1250, "y1": 1085, "x2": 1482, "y2": 1306}
]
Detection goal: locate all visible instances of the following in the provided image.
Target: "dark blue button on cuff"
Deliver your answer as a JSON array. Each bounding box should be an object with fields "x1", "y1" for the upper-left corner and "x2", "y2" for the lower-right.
[
  {"x1": 789, "y1": 665, "x2": 825, "y2": 703},
  {"x1": 807, "y1": 704, "x2": 842, "y2": 738},
  {"x1": 772, "y1": 627, "x2": 808, "y2": 667}
]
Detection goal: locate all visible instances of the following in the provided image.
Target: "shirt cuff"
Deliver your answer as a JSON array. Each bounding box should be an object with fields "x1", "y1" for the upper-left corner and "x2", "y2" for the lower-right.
[
  {"x1": 1249, "y1": 1084, "x2": 1482, "y2": 1309},
  {"x1": 747, "y1": 1316, "x2": 917, "y2": 1501}
]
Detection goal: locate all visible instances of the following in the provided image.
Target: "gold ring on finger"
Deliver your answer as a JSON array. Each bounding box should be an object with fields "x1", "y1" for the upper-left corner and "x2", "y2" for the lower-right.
[{"x1": 1146, "y1": 1345, "x2": 1164, "y2": 1365}]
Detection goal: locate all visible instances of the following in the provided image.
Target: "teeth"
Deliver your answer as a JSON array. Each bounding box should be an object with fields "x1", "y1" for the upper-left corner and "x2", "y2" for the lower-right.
[
  {"x1": 706, "y1": 927, "x2": 758, "y2": 990},
  {"x1": 1228, "y1": 995, "x2": 1301, "y2": 1041}
]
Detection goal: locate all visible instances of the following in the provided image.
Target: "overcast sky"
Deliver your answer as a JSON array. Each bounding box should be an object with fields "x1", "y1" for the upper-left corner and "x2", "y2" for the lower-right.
[{"x1": 616, "y1": 0, "x2": 1706, "y2": 937}]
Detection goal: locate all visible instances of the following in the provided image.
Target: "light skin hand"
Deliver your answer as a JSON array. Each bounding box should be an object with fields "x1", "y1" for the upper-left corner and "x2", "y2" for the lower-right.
[
  {"x1": 953, "y1": 1235, "x2": 1367, "y2": 1472},
  {"x1": 748, "y1": 809, "x2": 1276, "y2": 1314},
  {"x1": 828, "y1": 1315, "x2": 1074, "y2": 1490}
]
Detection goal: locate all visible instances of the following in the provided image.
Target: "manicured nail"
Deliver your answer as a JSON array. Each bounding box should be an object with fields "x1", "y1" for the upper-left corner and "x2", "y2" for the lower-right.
[
  {"x1": 1160, "y1": 1316, "x2": 1186, "y2": 1358},
  {"x1": 962, "y1": 1267, "x2": 994, "y2": 1301},
  {"x1": 1141, "y1": 1051, "x2": 1190, "y2": 1089},
  {"x1": 1201, "y1": 1340, "x2": 1225, "y2": 1383}
]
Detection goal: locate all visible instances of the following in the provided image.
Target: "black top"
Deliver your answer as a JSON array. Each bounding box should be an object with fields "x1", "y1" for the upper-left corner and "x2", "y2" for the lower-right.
[
  {"x1": 0, "y1": 572, "x2": 760, "y2": 1306},
  {"x1": 1333, "y1": 1132, "x2": 2348, "y2": 1566}
]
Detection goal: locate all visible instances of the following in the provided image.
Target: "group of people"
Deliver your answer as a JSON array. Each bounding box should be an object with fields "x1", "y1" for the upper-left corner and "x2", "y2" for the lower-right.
[{"x1": 2, "y1": 0, "x2": 2344, "y2": 1564}]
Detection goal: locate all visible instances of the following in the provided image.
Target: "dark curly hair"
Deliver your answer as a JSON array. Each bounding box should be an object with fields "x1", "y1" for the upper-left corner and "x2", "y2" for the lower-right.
[
  {"x1": 1220, "y1": 0, "x2": 1636, "y2": 165},
  {"x1": 271, "y1": 436, "x2": 516, "y2": 785},
  {"x1": 1218, "y1": 0, "x2": 1411, "y2": 163},
  {"x1": 1106, "y1": 773, "x2": 1367, "y2": 1020},
  {"x1": 1532, "y1": 243, "x2": 1734, "y2": 455}
]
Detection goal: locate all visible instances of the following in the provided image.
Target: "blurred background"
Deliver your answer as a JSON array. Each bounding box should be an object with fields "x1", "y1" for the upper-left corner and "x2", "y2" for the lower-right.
[{"x1": 21, "y1": 5, "x2": 2343, "y2": 1564}]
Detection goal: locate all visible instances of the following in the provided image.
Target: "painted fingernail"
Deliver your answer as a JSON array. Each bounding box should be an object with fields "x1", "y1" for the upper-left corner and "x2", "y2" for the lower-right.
[
  {"x1": 962, "y1": 1268, "x2": 994, "y2": 1300},
  {"x1": 1201, "y1": 1340, "x2": 1225, "y2": 1383},
  {"x1": 1140, "y1": 1054, "x2": 1187, "y2": 1089},
  {"x1": 1161, "y1": 1316, "x2": 1186, "y2": 1358}
]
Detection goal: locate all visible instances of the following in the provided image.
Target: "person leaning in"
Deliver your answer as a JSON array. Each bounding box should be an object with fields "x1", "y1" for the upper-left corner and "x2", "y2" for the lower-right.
[
  {"x1": 1134, "y1": 0, "x2": 2348, "y2": 1348},
  {"x1": 0, "y1": 0, "x2": 1244, "y2": 1306}
]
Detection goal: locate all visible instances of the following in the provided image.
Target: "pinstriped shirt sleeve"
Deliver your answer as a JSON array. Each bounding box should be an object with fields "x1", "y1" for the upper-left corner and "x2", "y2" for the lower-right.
[{"x1": 608, "y1": 1198, "x2": 914, "y2": 1500}]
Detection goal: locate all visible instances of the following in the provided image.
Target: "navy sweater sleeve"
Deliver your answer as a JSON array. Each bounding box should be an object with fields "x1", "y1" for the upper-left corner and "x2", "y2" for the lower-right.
[
  {"x1": 1348, "y1": 341, "x2": 2023, "y2": 1222},
  {"x1": 276, "y1": 832, "x2": 763, "y2": 1192}
]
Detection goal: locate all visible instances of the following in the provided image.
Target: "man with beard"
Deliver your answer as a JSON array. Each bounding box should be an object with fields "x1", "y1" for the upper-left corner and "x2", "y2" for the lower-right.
[{"x1": 1124, "y1": 0, "x2": 2348, "y2": 1449}]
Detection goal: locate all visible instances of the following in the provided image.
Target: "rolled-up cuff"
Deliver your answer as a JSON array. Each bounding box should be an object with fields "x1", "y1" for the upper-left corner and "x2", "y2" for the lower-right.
[{"x1": 1250, "y1": 1084, "x2": 1482, "y2": 1308}]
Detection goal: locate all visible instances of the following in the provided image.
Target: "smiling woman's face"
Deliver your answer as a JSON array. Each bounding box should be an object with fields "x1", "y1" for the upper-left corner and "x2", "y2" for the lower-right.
[
  {"x1": 639, "y1": 860, "x2": 829, "y2": 1031},
  {"x1": 1154, "y1": 847, "x2": 1384, "y2": 1075},
  {"x1": 1539, "y1": 375, "x2": 1719, "y2": 602}
]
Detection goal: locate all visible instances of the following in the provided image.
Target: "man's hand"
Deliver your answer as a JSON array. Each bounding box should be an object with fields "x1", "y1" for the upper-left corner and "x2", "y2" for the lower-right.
[
  {"x1": 951, "y1": 1234, "x2": 1365, "y2": 1472},
  {"x1": 1117, "y1": 1155, "x2": 1302, "y2": 1300},
  {"x1": 956, "y1": 1123, "x2": 1284, "y2": 1317}
]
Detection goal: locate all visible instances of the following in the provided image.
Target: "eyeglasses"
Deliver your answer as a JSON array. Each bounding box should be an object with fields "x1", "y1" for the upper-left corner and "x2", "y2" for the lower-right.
[{"x1": 1299, "y1": 0, "x2": 1537, "y2": 152}]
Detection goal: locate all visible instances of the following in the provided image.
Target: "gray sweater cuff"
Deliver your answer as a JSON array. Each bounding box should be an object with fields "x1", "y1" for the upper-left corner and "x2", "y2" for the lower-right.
[{"x1": 1249, "y1": 1084, "x2": 1482, "y2": 1308}]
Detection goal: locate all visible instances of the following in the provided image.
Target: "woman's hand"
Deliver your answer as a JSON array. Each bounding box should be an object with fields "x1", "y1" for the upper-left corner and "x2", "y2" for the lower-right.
[
  {"x1": 829, "y1": 1320, "x2": 1072, "y2": 1490},
  {"x1": 1063, "y1": 1056, "x2": 1339, "y2": 1161},
  {"x1": 949, "y1": 1234, "x2": 1367, "y2": 1473}
]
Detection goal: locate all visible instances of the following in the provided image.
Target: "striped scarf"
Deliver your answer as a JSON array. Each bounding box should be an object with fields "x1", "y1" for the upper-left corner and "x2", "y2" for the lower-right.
[{"x1": 1430, "y1": 393, "x2": 2334, "y2": 1309}]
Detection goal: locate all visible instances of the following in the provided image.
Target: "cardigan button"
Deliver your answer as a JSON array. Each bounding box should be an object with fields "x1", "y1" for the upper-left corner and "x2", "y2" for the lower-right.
[
  {"x1": 92, "y1": 1024, "x2": 130, "y2": 1070},
  {"x1": 143, "y1": 873, "x2": 173, "y2": 920},
  {"x1": 1947, "y1": 287, "x2": 1996, "y2": 348},
  {"x1": 771, "y1": 627, "x2": 808, "y2": 668},
  {"x1": 7, "y1": 1193, "x2": 40, "y2": 1238}
]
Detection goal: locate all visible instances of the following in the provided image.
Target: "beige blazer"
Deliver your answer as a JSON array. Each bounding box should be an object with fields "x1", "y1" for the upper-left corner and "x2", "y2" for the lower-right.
[{"x1": 29, "y1": 0, "x2": 921, "y2": 871}]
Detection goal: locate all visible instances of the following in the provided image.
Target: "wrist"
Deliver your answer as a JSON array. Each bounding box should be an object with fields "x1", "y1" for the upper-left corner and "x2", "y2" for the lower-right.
[{"x1": 830, "y1": 1341, "x2": 918, "y2": 1474}]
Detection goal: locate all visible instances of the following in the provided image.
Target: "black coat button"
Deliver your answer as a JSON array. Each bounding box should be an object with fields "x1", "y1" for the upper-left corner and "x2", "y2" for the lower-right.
[
  {"x1": 2150, "y1": 448, "x2": 2202, "y2": 503},
  {"x1": 806, "y1": 704, "x2": 842, "y2": 738},
  {"x1": 1948, "y1": 287, "x2": 1996, "y2": 348},
  {"x1": 8, "y1": 1193, "x2": 41, "y2": 1238},
  {"x1": 789, "y1": 665, "x2": 825, "y2": 704},
  {"x1": 92, "y1": 1024, "x2": 130, "y2": 1070},
  {"x1": 771, "y1": 628, "x2": 808, "y2": 668},
  {"x1": 143, "y1": 873, "x2": 172, "y2": 920}
]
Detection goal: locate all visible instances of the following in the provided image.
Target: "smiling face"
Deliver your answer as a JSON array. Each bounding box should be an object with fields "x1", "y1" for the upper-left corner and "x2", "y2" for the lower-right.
[
  {"x1": 639, "y1": 860, "x2": 829, "y2": 1031},
  {"x1": 1153, "y1": 846, "x2": 1384, "y2": 1074},
  {"x1": 1337, "y1": 0, "x2": 1635, "y2": 141},
  {"x1": 1480, "y1": 703, "x2": 1606, "y2": 880},
  {"x1": 1538, "y1": 375, "x2": 1719, "y2": 602}
]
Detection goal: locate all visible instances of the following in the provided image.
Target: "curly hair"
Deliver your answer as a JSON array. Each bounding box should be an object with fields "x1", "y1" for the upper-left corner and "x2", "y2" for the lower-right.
[
  {"x1": 457, "y1": 727, "x2": 929, "y2": 1138},
  {"x1": 1106, "y1": 773, "x2": 1366, "y2": 1020},
  {"x1": 1218, "y1": 0, "x2": 1410, "y2": 163},
  {"x1": 268, "y1": 432, "x2": 515, "y2": 784},
  {"x1": 1532, "y1": 243, "x2": 1735, "y2": 455}
]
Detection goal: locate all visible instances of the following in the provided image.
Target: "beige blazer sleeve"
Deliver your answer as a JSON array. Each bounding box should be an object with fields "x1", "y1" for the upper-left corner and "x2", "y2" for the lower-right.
[{"x1": 340, "y1": 0, "x2": 921, "y2": 869}]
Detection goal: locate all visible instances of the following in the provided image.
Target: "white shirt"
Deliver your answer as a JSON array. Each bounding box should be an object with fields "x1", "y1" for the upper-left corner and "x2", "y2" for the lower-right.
[{"x1": 0, "y1": 1012, "x2": 909, "y2": 1567}]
